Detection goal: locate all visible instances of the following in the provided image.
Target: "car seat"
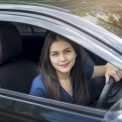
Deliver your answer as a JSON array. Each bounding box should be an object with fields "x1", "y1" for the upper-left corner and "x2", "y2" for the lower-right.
[
  {"x1": 0, "y1": 22, "x2": 39, "y2": 93},
  {"x1": 80, "y1": 47, "x2": 105, "y2": 104}
]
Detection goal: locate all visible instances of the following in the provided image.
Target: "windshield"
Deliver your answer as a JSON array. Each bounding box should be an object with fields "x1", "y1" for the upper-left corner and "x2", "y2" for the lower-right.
[{"x1": 0, "y1": 0, "x2": 122, "y2": 38}]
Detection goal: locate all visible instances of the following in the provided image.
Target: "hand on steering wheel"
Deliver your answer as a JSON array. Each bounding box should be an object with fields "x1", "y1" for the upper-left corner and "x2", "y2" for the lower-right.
[{"x1": 105, "y1": 63, "x2": 122, "y2": 83}]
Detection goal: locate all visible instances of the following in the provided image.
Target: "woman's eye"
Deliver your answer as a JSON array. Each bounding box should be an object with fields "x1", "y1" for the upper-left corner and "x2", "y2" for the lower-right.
[
  {"x1": 51, "y1": 53, "x2": 58, "y2": 56},
  {"x1": 65, "y1": 50, "x2": 71, "y2": 54}
]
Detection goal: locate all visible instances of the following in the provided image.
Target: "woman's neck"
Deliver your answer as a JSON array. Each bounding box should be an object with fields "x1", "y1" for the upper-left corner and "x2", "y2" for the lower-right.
[
  {"x1": 57, "y1": 72, "x2": 70, "y2": 83},
  {"x1": 57, "y1": 72, "x2": 73, "y2": 96}
]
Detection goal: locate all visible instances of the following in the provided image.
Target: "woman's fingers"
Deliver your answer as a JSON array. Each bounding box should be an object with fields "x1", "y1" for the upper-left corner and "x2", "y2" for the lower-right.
[
  {"x1": 105, "y1": 69, "x2": 122, "y2": 83},
  {"x1": 116, "y1": 70, "x2": 122, "y2": 80},
  {"x1": 112, "y1": 72, "x2": 121, "y2": 82}
]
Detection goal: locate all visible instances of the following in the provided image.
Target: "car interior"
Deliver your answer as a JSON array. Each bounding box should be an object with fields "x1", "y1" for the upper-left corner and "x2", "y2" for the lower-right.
[
  {"x1": 0, "y1": 21, "x2": 121, "y2": 109},
  {"x1": 0, "y1": 22, "x2": 39, "y2": 93}
]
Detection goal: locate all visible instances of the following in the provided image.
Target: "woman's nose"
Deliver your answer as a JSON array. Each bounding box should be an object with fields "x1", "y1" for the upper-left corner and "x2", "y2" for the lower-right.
[{"x1": 59, "y1": 54, "x2": 66, "y2": 61}]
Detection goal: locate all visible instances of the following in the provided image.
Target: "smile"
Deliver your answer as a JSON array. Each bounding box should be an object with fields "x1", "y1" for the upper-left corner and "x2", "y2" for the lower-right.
[{"x1": 59, "y1": 62, "x2": 70, "y2": 68}]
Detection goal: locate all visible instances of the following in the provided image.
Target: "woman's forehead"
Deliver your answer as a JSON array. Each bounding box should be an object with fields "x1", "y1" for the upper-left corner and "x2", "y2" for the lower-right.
[{"x1": 50, "y1": 40, "x2": 72, "y2": 52}]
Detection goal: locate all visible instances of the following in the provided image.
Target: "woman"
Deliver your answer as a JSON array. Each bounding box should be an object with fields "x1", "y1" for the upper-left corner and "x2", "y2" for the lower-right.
[{"x1": 30, "y1": 32, "x2": 122, "y2": 105}]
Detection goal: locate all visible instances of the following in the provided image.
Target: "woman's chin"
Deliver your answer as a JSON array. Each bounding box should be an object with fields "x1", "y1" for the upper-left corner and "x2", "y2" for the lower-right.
[{"x1": 58, "y1": 68, "x2": 71, "y2": 74}]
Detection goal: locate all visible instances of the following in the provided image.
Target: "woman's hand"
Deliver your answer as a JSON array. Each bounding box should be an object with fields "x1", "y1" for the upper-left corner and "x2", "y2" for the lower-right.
[{"x1": 105, "y1": 63, "x2": 122, "y2": 83}]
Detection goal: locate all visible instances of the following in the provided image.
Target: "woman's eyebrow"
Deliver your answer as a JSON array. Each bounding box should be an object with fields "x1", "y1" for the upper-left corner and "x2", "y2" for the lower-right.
[
  {"x1": 50, "y1": 47, "x2": 71, "y2": 53},
  {"x1": 63, "y1": 47, "x2": 71, "y2": 51},
  {"x1": 50, "y1": 51, "x2": 59, "y2": 54}
]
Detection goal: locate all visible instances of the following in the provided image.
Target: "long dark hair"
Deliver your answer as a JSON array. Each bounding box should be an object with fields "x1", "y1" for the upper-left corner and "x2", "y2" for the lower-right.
[{"x1": 39, "y1": 32, "x2": 90, "y2": 105}]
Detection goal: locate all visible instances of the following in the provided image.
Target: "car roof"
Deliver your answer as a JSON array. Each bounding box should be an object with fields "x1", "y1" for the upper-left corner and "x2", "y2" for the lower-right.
[
  {"x1": 0, "y1": 0, "x2": 121, "y2": 26},
  {"x1": 0, "y1": 3, "x2": 121, "y2": 51}
]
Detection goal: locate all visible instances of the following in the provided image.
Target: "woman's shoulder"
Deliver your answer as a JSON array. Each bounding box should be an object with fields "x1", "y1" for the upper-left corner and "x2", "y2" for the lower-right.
[
  {"x1": 32, "y1": 74, "x2": 44, "y2": 87},
  {"x1": 30, "y1": 74, "x2": 48, "y2": 97}
]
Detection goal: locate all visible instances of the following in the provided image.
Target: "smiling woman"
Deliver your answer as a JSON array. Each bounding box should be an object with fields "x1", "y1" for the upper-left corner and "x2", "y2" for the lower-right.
[{"x1": 30, "y1": 31, "x2": 122, "y2": 107}]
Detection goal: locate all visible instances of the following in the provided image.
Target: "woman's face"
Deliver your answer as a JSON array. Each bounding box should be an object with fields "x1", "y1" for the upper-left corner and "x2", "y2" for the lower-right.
[{"x1": 49, "y1": 39, "x2": 77, "y2": 74}]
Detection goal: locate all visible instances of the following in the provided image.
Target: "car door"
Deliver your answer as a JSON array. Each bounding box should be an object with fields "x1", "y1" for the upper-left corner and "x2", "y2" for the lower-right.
[{"x1": 0, "y1": 88, "x2": 105, "y2": 122}]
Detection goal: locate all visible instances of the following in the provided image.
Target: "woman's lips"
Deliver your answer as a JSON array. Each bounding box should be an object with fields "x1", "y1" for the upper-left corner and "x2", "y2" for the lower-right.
[{"x1": 59, "y1": 62, "x2": 69, "y2": 68}]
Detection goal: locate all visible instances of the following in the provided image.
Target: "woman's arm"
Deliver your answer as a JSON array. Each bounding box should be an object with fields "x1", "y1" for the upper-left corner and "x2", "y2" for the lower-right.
[{"x1": 92, "y1": 63, "x2": 122, "y2": 83}]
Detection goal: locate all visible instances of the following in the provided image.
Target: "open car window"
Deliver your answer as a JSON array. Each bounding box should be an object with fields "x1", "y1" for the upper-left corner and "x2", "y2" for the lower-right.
[{"x1": 0, "y1": 21, "x2": 120, "y2": 109}]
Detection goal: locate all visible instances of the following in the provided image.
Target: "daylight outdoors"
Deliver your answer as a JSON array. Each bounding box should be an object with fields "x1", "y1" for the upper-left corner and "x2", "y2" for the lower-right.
[
  {"x1": 0, "y1": 0, "x2": 122, "y2": 37},
  {"x1": 0, "y1": 1, "x2": 122, "y2": 121}
]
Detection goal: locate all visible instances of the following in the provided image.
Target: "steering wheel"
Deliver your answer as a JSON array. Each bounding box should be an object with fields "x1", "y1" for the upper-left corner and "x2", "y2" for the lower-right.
[{"x1": 96, "y1": 77, "x2": 115, "y2": 108}]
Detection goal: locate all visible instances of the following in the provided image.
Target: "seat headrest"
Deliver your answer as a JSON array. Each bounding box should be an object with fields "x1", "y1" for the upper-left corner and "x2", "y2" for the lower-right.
[{"x1": 0, "y1": 22, "x2": 22, "y2": 64}]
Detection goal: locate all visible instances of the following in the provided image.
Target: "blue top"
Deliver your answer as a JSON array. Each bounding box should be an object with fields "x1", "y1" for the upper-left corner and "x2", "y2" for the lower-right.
[{"x1": 30, "y1": 65, "x2": 94, "y2": 103}]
